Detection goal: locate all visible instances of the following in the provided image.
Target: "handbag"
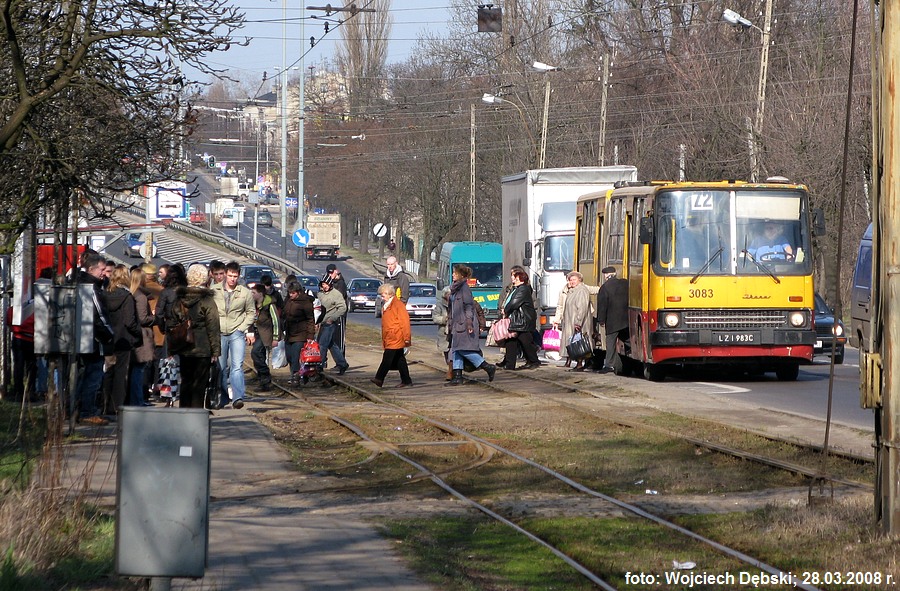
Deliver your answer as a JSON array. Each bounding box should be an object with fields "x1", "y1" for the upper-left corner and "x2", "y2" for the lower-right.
[
  {"x1": 490, "y1": 317, "x2": 516, "y2": 342},
  {"x1": 508, "y1": 308, "x2": 530, "y2": 333},
  {"x1": 271, "y1": 340, "x2": 288, "y2": 369},
  {"x1": 486, "y1": 326, "x2": 498, "y2": 348},
  {"x1": 542, "y1": 328, "x2": 561, "y2": 352},
  {"x1": 204, "y1": 362, "x2": 220, "y2": 410},
  {"x1": 166, "y1": 301, "x2": 194, "y2": 352},
  {"x1": 566, "y1": 332, "x2": 592, "y2": 360}
]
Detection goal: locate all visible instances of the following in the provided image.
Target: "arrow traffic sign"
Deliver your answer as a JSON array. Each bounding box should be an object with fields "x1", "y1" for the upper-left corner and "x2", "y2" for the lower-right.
[{"x1": 292, "y1": 228, "x2": 310, "y2": 247}]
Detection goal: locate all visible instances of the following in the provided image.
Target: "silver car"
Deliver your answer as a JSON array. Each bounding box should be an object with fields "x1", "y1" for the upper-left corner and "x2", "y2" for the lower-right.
[{"x1": 406, "y1": 283, "x2": 437, "y2": 321}]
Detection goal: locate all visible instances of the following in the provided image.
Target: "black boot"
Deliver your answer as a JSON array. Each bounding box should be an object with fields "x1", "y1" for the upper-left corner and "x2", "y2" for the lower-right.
[
  {"x1": 479, "y1": 362, "x2": 496, "y2": 382},
  {"x1": 444, "y1": 369, "x2": 464, "y2": 386}
]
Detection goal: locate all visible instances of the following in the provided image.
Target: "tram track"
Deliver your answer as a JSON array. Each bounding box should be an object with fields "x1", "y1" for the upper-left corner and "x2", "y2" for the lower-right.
[{"x1": 243, "y1": 357, "x2": 829, "y2": 590}]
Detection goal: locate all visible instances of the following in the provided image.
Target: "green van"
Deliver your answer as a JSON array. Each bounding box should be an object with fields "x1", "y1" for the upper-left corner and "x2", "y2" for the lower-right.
[{"x1": 436, "y1": 242, "x2": 504, "y2": 325}]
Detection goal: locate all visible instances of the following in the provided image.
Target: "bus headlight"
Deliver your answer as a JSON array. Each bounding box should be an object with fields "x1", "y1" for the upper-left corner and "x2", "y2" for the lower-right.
[
  {"x1": 663, "y1": 312, "x2": 680, "y2": 328},
  {"x1": 789, "y1": 311, "x2": 806, "y2": 327}
]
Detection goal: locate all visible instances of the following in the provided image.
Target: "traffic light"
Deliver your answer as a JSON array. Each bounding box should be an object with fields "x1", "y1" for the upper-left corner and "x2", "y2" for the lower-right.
[{"x1": 207, "y1": 155, "x2": 216, "y2": 168}]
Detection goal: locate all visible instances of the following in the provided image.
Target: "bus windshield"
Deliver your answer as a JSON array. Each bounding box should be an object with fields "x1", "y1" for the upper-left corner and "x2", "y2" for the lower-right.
[
  {"x1": 653, "y1": 188, "x2": 811, "y2": 276},
  {"x1": 463, "y1": 263, "x2": 504, "y2": 288}
]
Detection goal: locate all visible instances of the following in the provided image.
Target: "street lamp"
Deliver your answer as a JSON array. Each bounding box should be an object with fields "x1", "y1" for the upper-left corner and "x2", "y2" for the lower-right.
[
  {"x1": 724, "y1": 2, "x2": 773, "y2": 182},
  {"x1": 530, "y1": 61, "x2": 559, "y2": 168},
  {"x1": 482, "y1": 92, "x2": 537, "y2": 165}
]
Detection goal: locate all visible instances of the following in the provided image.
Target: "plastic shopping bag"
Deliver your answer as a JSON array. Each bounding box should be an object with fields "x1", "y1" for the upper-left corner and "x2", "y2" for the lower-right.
[
  {"x1": 271, "y1": 340, "x2": 288, "y2": 369},
  {"x1": 542, "y1": 328, "x2": 561, "y2": 352}
]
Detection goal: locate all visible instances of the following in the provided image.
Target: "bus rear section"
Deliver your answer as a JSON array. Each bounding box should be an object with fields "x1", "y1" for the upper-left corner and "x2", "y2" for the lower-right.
[{"x1": 605, "y1": 180, "x2": 817, "y2": 381}]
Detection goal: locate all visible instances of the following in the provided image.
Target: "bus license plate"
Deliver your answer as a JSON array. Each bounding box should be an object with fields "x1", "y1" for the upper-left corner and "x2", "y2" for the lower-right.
[{"x1": 714, "y1": 332, "x2": 758, "y2": 344}]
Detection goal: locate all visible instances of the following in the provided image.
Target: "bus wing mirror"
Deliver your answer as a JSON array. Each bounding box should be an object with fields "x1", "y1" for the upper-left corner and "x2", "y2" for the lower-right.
[
  {"x1": 639, "y1": 217, "x2": 654, "y2": 244},
  {"x1": 812, "y1": 208, "x2": 826, "y2": 236},
  {"x1": 523, "y1": 241, "x2": 532, "y2": 266}
]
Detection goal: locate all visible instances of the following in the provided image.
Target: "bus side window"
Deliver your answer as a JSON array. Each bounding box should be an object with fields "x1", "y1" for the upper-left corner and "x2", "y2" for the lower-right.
[{"x1": 657, "y1": 213, "x2": 674, "y2": 269}]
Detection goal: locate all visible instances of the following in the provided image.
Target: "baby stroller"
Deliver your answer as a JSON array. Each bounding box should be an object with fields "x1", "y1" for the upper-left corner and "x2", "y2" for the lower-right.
[{"x1": 296, "y1": 339, "x2": 324, "y2": 384}]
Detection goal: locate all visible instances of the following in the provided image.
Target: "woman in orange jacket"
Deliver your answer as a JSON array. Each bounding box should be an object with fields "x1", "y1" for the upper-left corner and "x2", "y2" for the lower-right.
[{"x1": 369, "y1": 283, "x2": 412, "y2": 388}]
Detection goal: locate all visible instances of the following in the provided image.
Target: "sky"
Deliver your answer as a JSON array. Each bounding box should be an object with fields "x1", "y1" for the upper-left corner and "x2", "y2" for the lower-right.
[{"x1": 196, "y1": 1, "x2": 456, "y2": 86}]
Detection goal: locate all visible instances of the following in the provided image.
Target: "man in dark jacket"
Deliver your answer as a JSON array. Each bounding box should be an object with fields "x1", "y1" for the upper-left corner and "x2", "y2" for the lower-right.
[
  {"x1": 595, "y1": 266, "x2": 629, "y2": 374},
  {"x1": 250, "y1": 284, "x2": 280, "y2": 392},
  {"x1": 75, "y1": 253, "x2": 114, "y2": 425}
]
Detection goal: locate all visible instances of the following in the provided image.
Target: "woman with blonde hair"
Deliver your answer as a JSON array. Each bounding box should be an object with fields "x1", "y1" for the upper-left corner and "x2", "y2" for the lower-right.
[
  {"x1": 128, "y1": 267, "x2": 156, "y2": 406},
  {"x1": 102, "y1": 264, "x2": 141, "y2": 412},
  {"x1": 171, "y1": 264, "x2": 221, "y2": 408}
]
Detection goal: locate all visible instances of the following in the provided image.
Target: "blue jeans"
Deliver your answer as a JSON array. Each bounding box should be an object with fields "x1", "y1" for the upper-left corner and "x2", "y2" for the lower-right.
[
  {"x1": 317, "y1": 322, "x2": 348, "y2": 369},
  {"x1": 129, "y1": 362, "x2": 147, "y2": 406},
  {"x1": 453, "y1": 350, "x2": 485, "y2": 370},
  {"x1": 220, "y1": 331, "x2": 247, "y2": 405},
  {"x1": 76, "y1": 355, "x2": 104, "y2": 418}
]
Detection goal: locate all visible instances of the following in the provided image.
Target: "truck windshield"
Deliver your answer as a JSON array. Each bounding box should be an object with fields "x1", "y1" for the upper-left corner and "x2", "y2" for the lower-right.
[
  {"x1": 543, "y1": 235, "x2": 574, "y2": 273},
  {"x1": 653, "y1": 188, "x2": 811, "y2": 277},
  {"x1": 464, "y1": 263, "x2": 503, "y2": 288}
]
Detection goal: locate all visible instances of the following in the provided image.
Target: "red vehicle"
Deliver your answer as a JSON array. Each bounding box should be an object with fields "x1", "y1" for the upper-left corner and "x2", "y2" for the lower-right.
[{"x1": 189, "y1": 210, "x2": 207, "y2": 225}]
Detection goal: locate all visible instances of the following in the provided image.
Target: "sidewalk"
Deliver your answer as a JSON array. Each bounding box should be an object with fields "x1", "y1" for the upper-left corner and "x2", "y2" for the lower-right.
[{"x1": 66, "y1": 408, "x2": 436, "y2": 591}]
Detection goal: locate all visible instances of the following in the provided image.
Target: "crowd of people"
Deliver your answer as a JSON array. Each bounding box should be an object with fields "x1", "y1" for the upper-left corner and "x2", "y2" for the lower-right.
[
  {"x1": 7, "y1": 248, "x2": 635, "y2": 415},
  {"x1": 8, "y1": 252, "x2": 362, "y2": 425}
]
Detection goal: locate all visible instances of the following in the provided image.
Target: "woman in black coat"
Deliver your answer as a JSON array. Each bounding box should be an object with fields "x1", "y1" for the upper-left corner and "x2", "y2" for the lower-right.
[
  {"x1": 102, "y1": 264, "x2": 142, "y2": 412},
  {"x1": 500, "y1": 268, "x2": 540, "y2": 370}
]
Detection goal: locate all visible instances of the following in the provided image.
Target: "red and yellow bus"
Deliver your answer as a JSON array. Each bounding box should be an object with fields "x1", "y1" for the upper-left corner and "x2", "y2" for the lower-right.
[{"x1": 575, "y1": 179, "x2": 818, "y2": 381}]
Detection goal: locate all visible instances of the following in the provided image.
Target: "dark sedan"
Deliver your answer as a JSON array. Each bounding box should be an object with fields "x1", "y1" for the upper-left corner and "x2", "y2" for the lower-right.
[
  {"x1": 347, "y1": 277, "x2": 381, "y2": 312},
  {"x1": 814, "y1": 293, "x2": 846, "y2": 364}
]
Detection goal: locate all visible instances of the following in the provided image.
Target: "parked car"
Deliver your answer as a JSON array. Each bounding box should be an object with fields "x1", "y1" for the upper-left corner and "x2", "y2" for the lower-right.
[
  {"x1": 813, "y1": 293, "x2": 846, "y2": 364},
  {"x1": 406, "y1": 283, "x2": 437, "y2": 321},
  {"x1": 123, "y1": 233, "x2": 157, "y2": 258},
  {"x1": 257, "y1": 210, "x2": 273, "y2": 227},
  {"x1": 189, "y1": 210, "x2": 207, "y2": 225},
  {"x1": 346, "y1": 278, "x2": 381, "y2": 312},
  {"x1": 240, "y1": 265, "x2": 282, "y2": 290}
]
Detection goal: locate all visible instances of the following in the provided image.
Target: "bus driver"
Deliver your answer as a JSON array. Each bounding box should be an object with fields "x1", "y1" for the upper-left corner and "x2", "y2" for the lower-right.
[{"x1": 750, "y1": 222, "x2": 794, "y2": 261}]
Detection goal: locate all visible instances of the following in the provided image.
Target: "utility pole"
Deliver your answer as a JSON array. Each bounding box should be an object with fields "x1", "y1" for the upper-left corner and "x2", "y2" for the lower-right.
[
  {"x1": 539, "y1": 77, "x2": 550, "y2": 169},
  {"x1": 470, "y1": 104, "x2": 476, "y2": 240},
  {"x1": 875, "y1": 0, "x2": 899, "y2": 535},
  {"x1": 279, "y1": 0, "x2": 288, "y2": 260},
  {"x1": 297, "y1": 3, "x2": 306, "y2": 252},
  {"x1": 597, "y1": 54, "x2": 609, "y2": 166},
  {"x1": 752, "y1": 0, "x2": 773, "y2": 182}
]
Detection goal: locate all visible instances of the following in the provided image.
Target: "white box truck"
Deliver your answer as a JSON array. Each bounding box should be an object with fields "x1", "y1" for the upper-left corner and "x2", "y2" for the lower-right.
[
  {"x1": 219, "y1": 176, "x2": 239, "y2": 199},
  {"x1": 501, "y1": 166, "x2": 638, "y2": 330},
  {"x1": 305, "y1": 214, "x2": 341, "y2": 260}
]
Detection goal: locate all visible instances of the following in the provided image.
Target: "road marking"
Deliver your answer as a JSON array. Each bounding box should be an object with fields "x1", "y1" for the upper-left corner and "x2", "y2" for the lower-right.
[{"x1": 683, "y1": 382, "x2": 751, "y2": 395}]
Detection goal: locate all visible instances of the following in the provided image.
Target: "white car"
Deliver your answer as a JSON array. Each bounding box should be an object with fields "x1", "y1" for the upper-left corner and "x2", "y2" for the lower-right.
[{"x1": 220, "y1": 209, "x2": 238, "y2": 228}]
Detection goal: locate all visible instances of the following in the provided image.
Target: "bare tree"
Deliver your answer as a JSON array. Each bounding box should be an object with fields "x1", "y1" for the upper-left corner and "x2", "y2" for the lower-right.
[{"x1": 0, "y1": 0, "x2": 245, "y2": 251}]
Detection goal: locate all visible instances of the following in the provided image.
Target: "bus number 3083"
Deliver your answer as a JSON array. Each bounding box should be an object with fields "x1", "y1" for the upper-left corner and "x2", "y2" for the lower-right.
[{"x1": 689, "y1": 289, "x2": 714, "y2": 298}]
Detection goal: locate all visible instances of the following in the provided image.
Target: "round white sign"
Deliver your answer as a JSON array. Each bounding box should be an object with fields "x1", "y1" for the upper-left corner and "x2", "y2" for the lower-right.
[{"x1": 373, "y1": 223, "x2": 387, "y2": 238}]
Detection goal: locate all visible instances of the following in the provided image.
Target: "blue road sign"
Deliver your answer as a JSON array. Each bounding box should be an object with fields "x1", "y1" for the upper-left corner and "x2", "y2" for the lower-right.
[
  {"x1": 285, "y1": 197, "x2": 299, "y2": 207},
  {"x1": 292, "y1": 228, "x2": 310, "y2": 247}
]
